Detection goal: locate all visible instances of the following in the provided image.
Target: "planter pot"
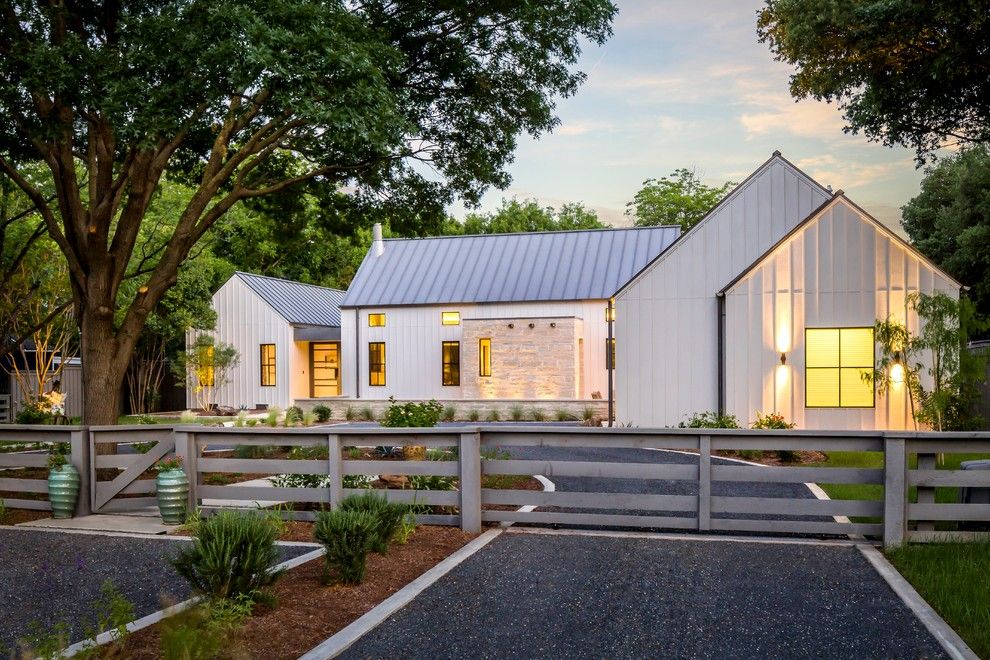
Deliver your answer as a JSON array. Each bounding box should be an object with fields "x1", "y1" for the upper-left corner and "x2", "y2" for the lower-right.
[
  {"x1": 48, "y1": 464, "x2": 80, "y2": 519},
  {"x1": 156, "y1": 468, "x2": 189, "y2": 525}
]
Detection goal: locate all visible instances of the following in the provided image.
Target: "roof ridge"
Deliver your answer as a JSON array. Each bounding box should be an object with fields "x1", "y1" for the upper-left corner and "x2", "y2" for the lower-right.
[
  {"x1": 382, "y1": 225, "x2": 680, "y2": 242},
  {"x1": 235, "y1": 271, "x2": 346, "y2": 294}
]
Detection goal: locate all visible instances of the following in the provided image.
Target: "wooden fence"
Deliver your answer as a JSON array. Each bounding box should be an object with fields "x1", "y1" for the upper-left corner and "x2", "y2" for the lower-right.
[
  {"x1": 1, "y1": 425, "x2": 989, "y2": 546},
  {"x1": 0, "y1": 425, "x2": 89, "y2": 514}
]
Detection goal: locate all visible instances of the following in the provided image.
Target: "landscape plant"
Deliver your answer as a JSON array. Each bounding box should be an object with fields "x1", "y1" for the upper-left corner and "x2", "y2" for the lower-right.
[
  {"x1": 442, "y1": 405, "x2": 457, "y2": 422},
  {"x1": 313, "y1": 509, "x2": 378, "y2": 585},
  {"x1": 679, "y1": 411, "x2": 740, "y2": 429},
  {"x1": 284, "y1": 406, "x2": 304, "y2": 427},
  {"x1": 339, "y1": 491, "x2": 408, "y2": 554},
  {"x1": 379, "y1": 398, "x2": 443, "y2": 428},
  {"x1": 487, "y1": 409, "x2": 501, "y2": 422},
  {"x1": 265, "y1": 408, "x2": 281, "y2": 428},
  {"x1": 360, "y1": 406, "x2": 375, "y2": 422},
  {"x1": 555, "y1": 409, "x2": 578, "y2": 422},
  {"x1": 345, "y1": 406, "x2": 356, "y2": 422},
  {"x1": 752, "y1": 411, "x2": 797, "y2": 462},
  {"x1": 509, "y1": 405, "x2": 525, "y2": 421},
  {"x1": 531, "y1": 408, "x2": 546, "y2": 422},
  {"x1": 468, "y1": 409, "x2": 481, "y2": 422},
  {"x1": 312, "y1": 404, "x2": 332, "y2": 423},
  {"x1": 173, "y1": 335, "x2": 239, "y2": 412}
]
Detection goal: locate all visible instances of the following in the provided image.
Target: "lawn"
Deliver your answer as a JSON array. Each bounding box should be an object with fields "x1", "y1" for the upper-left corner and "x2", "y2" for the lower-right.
[{"x1": 885, "y1": 541, "x2": 990, "y2": 658}]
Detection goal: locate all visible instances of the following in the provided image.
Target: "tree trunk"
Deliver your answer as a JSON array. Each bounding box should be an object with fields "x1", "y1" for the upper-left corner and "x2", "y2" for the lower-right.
[{"x1": 80, "y1": 303, "x2": 129, "y2": 429}]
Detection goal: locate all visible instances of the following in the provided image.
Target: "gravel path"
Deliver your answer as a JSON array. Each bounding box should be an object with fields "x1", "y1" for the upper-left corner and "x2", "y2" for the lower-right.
[
  {"x1": 340, "y1": 531, "x2": 945, "y2": 660},
  {"x1": 0, "y1": 529, "x2": 313, "y2": 652}
]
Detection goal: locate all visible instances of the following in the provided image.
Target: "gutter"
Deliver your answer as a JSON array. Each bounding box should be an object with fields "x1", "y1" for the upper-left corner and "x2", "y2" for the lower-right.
[{"x1": 717, "y1": 293, "x2": 725, "y2": 415}]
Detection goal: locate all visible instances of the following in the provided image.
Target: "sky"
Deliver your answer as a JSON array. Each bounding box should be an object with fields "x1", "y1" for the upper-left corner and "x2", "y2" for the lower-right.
[{"x1": 455, "y1": 0, "x2": 926, "y2": 232}]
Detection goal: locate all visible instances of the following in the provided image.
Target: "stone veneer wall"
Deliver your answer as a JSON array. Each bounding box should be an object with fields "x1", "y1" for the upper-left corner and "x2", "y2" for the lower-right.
[
  {"x1": 295, "y1": 397, "x2": 609, "y2": 422},
  {"x1": 459, "y1": 316, "x2": 583, "y2": 400}
]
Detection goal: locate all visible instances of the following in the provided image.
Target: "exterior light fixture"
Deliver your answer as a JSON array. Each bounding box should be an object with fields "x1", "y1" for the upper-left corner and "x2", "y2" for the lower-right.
[
  {"x1": 528, "y1": 322, "x2": 535, "y2": 329},
  {"x1": 780, "y1": 352, "x2": 787, "y2": 365},
  {"x1": 508, "y1": 323, "x2": 514, "y2": 329},
  {"x1": 550, "y1": 322, "x2": 556, "y2": 328},
  {"x1": 891, "y1": 362, "x2": 905, "y2": 384}
]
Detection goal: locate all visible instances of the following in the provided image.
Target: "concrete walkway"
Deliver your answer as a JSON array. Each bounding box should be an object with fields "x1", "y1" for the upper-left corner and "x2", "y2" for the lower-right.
[{"x1": 339, "y1": 530, "x2": 946, "y2": 660}]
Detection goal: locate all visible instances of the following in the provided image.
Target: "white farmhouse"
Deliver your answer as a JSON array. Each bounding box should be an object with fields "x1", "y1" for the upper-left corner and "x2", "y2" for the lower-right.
[
  {"x1": 616, "y1": 152, "x2": 960, "y2": 430},
  {"x1": 335, "y1": 225, "x2": 679, "y2": 404}
]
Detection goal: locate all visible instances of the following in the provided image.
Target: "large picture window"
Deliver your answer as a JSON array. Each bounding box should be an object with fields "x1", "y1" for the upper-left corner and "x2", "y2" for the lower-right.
[
  {"x1": 805, "y1": 328, "x2": 875, "y2": 408},
  {"x1": 260, "y1": 344, "x2": 276, "y2": 386},
  {"x1": 479, "y1": 338, "x2": 492, "y2": 377},
  {"x1": 369, "y1": 342, "x2": 386, "y2": 386},
  {"x1": 442, "y1": 341, "x2": 460, "y2": 386}
]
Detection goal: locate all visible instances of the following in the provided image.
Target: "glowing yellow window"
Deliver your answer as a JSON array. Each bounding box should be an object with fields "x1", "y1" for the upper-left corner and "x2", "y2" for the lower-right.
[
  {"x1": 368, "y1": 313, "x2": 385, "y2": 327},
  {"x1": 441, "y1": 311, "x2": 460, "y2": 326},
  {"x1": 197, "y1": 345, "x2": 215, "y2": 387},
  {"x1": 479, "y1": 338, "x2": 492, "y2": 377},
  {"x1": 805, "y1": 328, "x2": 874, "y2": 408},
  {"x1": 260, "y1": 344, "x2": 276, "y2": 386}
]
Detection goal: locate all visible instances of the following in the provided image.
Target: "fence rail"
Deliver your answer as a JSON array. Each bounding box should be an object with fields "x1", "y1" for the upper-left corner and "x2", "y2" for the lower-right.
[{"x1": 1, "y1": 424, "x2": 989, "y2": 546}]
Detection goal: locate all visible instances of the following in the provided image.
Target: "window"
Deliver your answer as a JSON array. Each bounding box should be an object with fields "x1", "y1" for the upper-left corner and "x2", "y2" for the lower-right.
[
  {"x1": 441, "y1": 311, "x2": 460, "y2": 326},
  {"x1": 442, "y1": 341, "x2": 460, "y2": 386},
  {"x1": 368, "y1": 342, "x2": 386, "y2": 386},
  {"x1": 479, "y1": 338, "x2": 492, "y2": 377},
  {"x1": 368, "y1": 313, "x2": 385, "y2": 327},
  {"x1": 606, "y1": 338, "x2": 616, "y2": 370},
  {"x1": 260, "y1": 344, "x2": 276, "y2": 386},
  {"x1": 805, "y1": 328, "x2": 875, "y2": 408}
]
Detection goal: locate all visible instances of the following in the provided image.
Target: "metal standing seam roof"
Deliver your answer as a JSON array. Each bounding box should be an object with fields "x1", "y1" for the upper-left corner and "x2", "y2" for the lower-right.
[
  {"x1": 339, "y1": 226, "x2": 681, "y2": 307},
  {"x1": 236, "y1": 272, "x2": 346, "y2": 327}
]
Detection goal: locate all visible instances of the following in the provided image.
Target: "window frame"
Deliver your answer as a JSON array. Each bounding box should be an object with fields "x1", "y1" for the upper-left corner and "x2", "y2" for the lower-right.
[
  {"x1": 368, "y1": 313, "x2": 385, "y2": 327},
  {"x1": 442, "y1": 341, "x2": 461, "y2": 386},
  {"x1": 260, "y1": 344, "x2": 276, "y2": 387},
  {"x1": 479, "y1": 338, "x2": 492, "y2": 377},
  {"x1": 441, "y1": 311, "x2": 460, "y2": 326},
  {"x1": 804, "y1": 327, "x2": 876, "y2": 409},
  {"x1": 368, "y1": 342, "x2": 386, "y2": 386}
]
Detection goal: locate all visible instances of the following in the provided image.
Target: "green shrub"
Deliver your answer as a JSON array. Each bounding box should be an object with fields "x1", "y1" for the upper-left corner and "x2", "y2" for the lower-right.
[
  {"x1": 468, "y1": 409, "x2": 480, "y2": 422},
  {"x1": 339, "y1": 491, "x2": 408, "y2": 554},
  {"x1": 347, "y1": 446, "x2": 362, "y2": 459},
  {"x1": 265, "y1": 408, "x2": 280, "y2": 427},
  {"x1": 679, "y1": 411, "x2": 740, "y2": 429},
  {"x1": 246, "y1": 419, "x2": 258, "y2": 427},
  {"x1": 442, "y1": 405, "x2": 456, "y2": 422},
  {"x1": 555, "y1": 409, "x2": 578, "y2": 422},
  {"x1": 233, "y1": 411, "x2": 247, "y2": 428},
  {"x1": 751, "y1": 411, "x2": 795, "y2": 430},
  {"x1": 313, "y1": 509, "x2": 378, "y2": 584},
  {"x1": 171, "y1": 511, "x2": 284, "y2": 602},
  {"x1": 530, "y1": 408, "x2": 546, "y2": 422},
  {"x1": 234, "y1": 444, "x2": 275, "y2": 459},
  {"x1": 394, "y1": 513, "x2": 418, "y2": 545},
  {"x1": 284, "y1": 406, "x2": 304, "y2": 426},
  {"x1": 380, "y1": 397, "x2": 443, "y2": 427},
  {"x1": 486, "y1": 409, "x2": 501, "y2": 422},
  {"x1": 345, "y1": 406, "x2": 356, "y2": 421},
  {"x1": 509, "y1": 405, "x2": 525, "y2": 421},
  {"x1": 360, "y1": 405, "x2": 375, "y2": 421},
  {"x1": 582, "y1": 407, "x2": 597, "y2": 421},
  {"x1": 312, "y1": 404, "x2": 332, "y2": 422},
  {"x1": 15, "y1": 398, "x2": 51, "y2": 424},
  {"x1": 408, "y1": 474, "x2": 457, "y2": 491}
]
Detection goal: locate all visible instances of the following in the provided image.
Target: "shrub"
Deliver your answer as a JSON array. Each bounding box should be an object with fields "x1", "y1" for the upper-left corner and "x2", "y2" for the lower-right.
[
  {"x1": 467, "y1": 409, "x2": 480, "y2": 422},
  {"x1": 509, "y1": 405, "x2": 525, "y2": 421},
  {"x1": 246, "y1": 419, "x2": 258, "y2": 427},
  {"x1": 284, "y1": 406, "x2": 304, "y2": 427},
  {"x1": 312, "y1": 404, "x2": 332, "y2": 422},
  {"x1": 233, "y1": 411, "x2": 247, "y2": 428},
  {"x1": 345, "y1": 406, "x2": 356, "y2": 421},
  {"x1": 394, "y1": 513, "x2": 418, "y2": 545},
  {"x1": 442, "y1": 405, "x2": 456, "y2": 422},
  {"x1": 171, "y1": 511, "x2": 284, "y2": 602},
  {"x1": 302, "y1": 410, "x2": 316, "y2": 426},
  {"x1": 313, "y1": 509, "x2": 378, "y2": 584},
  {"x1": 265, "y1": 408, "x2": 280, "y2": 427},
  {"x1": 234, "y1": 444, "x2": 275, "y2": 459},
  {"x1": 679, "y1": 411, "x2": 740, "y2": 429},
  {"x1": 530, "y1": 408, "x2": 546, "y2": 422},
  {"x1": 339, "y1": 491, "x2": 408, "y2": 554},
  {"x1": 751, "y1": 411, "x2": 795, "y2": 430},
  {"x1": 15, "y1": 398, "x2": 51, "y2": 424},
  {"x1": 555, "y1": 409, "x2": 578, "y2": 422},
  {"x1": 380, "y1": 397, "x2": 443, "y2": 428},
  {"x1": 582, "y1": 407, "x2": 596, "y2": 421},
  {"x1": 179, "y1": 410, "x2": 198, "y2": 424},
  {"x1": 486, "y1": 409, "x2": 501, "y2": 422},
  {"x1": 408, "y1": 474, "x2": 457, "y2": 491},
  {"x1": 360, "y1": 405, "x2": 375, "y2": 422}
]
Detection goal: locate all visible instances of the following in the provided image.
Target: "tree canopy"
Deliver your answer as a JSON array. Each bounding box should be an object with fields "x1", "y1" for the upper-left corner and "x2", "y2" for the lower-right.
[
  {"x1": 0, "y1": 0, "x2": 616, "y2": 422},
  {"x1": 453, "y1": 199, "x2": 607, "y2": 235},
  {"x1": 625, "y1": 169, "x2": 734, "y2": 231},
  {"x1": 758, "y1": 0, "x2": 990, "y2": 160}
]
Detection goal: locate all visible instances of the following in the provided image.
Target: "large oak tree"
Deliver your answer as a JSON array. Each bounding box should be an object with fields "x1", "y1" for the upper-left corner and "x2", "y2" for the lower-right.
[{"x1": 0, "y1": 1, "x2": 615, "y2": 423}]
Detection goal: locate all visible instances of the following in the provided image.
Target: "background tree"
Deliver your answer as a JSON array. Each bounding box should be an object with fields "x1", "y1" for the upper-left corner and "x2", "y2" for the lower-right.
[
  {"x1": 625, "y1": 169, "x2": 735, "y2": 231},
  {"x1": 174, "y1": 335, "x2": 239, "y2": 412},
  {"x1": 455, "y1": 199, "x2": 606, "y2": 235},
  {"x1": 0, "y1": 1, "x2": 616, "y2": 424},
  {"x1": 758, "y1": 0, "x2": 990, "y2": 160},
  {"x1": 901, "y1": 147, "x2": 990, "y2": 324}
]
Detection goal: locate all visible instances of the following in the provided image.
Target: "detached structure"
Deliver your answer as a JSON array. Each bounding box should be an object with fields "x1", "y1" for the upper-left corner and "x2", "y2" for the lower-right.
[
  {"x1": 337, "y1": 225, "x2": 679, "y2": 402},
  {"x1": 193, "y1": 272, "x2": 345, "y2": 410},
  {"x1": 616, "y1": 152, "x2": 960, "y2": 430}
]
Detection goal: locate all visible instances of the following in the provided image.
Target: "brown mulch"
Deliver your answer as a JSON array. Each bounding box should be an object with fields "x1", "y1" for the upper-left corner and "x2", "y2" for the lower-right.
[
  {"x1": 116, "y1": 525, "x2": 474, "y2": 659},
  {"x1": 0, "y1": 508, "x2": 52, "y2": 525}
]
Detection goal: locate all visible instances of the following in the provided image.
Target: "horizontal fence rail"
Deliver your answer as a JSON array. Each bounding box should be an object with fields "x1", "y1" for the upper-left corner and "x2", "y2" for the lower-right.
[{"x1": 0, "y1": 424, "x2": 989, "y2": 545}]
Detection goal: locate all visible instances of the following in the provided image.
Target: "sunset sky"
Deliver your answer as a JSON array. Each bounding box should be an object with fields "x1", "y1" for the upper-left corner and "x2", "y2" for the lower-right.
[{"x1": 459, "y1": 0, "x2": 928, "y2": 232}]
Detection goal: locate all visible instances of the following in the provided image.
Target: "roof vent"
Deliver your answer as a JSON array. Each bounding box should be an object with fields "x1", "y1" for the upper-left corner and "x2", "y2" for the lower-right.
[{"x1": 372, "y1": 223, "x2": 384, "y2": 257}]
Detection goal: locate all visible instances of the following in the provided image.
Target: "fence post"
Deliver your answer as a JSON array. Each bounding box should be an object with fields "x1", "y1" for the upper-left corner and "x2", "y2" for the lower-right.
[
  {"x1": 174, "y1": 430, "x2": 197, "y2": 513},
  {"x1": 883, "y1": 435, "x2": 907, "y2": 548},
  {"x1": 69, "y1": 428, "x2": 91, "y2": 517},
  {"x1": 327, "y1": 434, "x2": 343, "y2": 509},
  {"x1": 459, "y1": 431, "x2": 482, "y2": 533},
  {"x1": 698, "y1": 434, "x2": 711, "y2": 531}
]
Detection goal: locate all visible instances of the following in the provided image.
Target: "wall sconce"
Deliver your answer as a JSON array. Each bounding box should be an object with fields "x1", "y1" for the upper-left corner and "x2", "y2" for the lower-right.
[
  {"x1": 508, "y1": 323, "x2": 514, "y2": 329},
  {"x1": 550, "y1": 322, "x2": 556, "y2": 328},
  {"x1": 528, "y1": 322, "x2": 535, "y2": 329},
  {"x1": 780, "y1": 352, "x2": 787, "y2": 365},
  {"x1": 890, "y1": 362, "x2": 905, "y2": 384}
]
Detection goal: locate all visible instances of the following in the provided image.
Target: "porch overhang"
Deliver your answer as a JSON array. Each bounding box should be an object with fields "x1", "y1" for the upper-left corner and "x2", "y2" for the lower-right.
[{"x1": 293, "y1": 324, "x2": 341, "y2": 342}]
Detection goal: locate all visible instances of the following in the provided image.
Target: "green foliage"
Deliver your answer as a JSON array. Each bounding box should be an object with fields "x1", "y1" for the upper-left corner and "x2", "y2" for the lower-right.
[
  {"x1": 284, "y1": 406, "x2": 304, "y2": 427},
  {"x1": 626, "y1": 169, "x2": 735, "y2": 231},
  {"x1": 751, "y1": 412, "x2": 795, "y2": 430},
  {"x1": 509, "y1": 405, "x2": 525, "y2": 421},
  {"x1": 408, "y1": 474, "x2": 457, "y2": 491},
  {"x1": 19, "y1": 621, "x2": 69, "y2": 660},
  {"x1": 679, "y1": 411, "x2": 740, "y2": 429},
  {"x1": 81, "y1": 581, "x2": 136, "y2": 653},
  {"x1": 47, "y1": 447, "x2": 68, "y2": 470},
  {"x1": 902, "y1": 147, "x2": 990, "y2": 319},
  {"x1": 265, "y1": 408, "x2": 281, "y2": 428},
  {"x1": 173, "y1": 335, "x2": 240, "y2": 411},
  {"x1": 468, "y1": 409, "x2": 481, "y2": 422},
  {"x1": 486, "y1": 409, "x2": 501, "y2": 422},
  {"x1": 159, "y1": 603, "x2": 234, "y2": 660},
  {"x1": 179, "y1": 410, "x2": 198, "y2": 424},
  {"x1": 380, "y1": 397, "x2": 443, "y2": 428},
  {"x1": 339, "y1": 491, "x2": 408, "y2": 554},
  {"x1": 171, "y1": 511, "x2": 284, "y2": 602},
  {"x1": 452, "y1": 199, "x2": 607, "y2": 235},
  {"x1": 442, "y1": 405, "x2": 457, "y2": 422},
  {"x1": 360, "y1": 406, "x2": 375, "y2": 422},
  {"x1": 393, "y1": 513, "x2": 418, "y2": 545},
  {"x1": 345, "y1": 406, "x2": 356, "y2": 421},
  {"x1": 531, "y1": 408, "x2": 546, "y2": 422},
  {"x1": 313, "y1": 509, "x2": 378, "y2": 585},
  {"x1": 15, "y1": 398, "x2": 51, "y2": 425},
  {"x1": 312, "y1": 404, "x2": 333, "y2": 423},
  {"x1": 0, "y1": 498, "x2": 6, "y2": 523},
  {"x1": 555, "y1": 409, "x2": 578, "y2": 422},
  {"x1": 582, "y1": 407, "x2": 597, "y2": 421},
  {"x1": 758, "y1": 1, "x2": 990, "y2": 161},
  {"x1": 156, "y1": 456, "x2": 184, "y2": 472},
  {"x1": 234, "y1": 444, "x2": 275, "y2": 459}
]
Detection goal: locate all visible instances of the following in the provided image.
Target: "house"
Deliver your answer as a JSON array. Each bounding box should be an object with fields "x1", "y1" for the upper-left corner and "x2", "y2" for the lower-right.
[
  {"x1": 334, "y1": 224, "x2": 680, "y2": 404},
  {"x1": 615, "y1": 152, "x2": 960, "y2": 430},
  {"x1": 193, "y1": 272, "x2": 346, "y2": 410}
]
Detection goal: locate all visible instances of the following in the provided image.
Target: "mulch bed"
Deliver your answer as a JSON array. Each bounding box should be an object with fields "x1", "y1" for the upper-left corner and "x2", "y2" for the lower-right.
[
  {"x1": 115, "y1": 525, "x2": 474, "y2": 659},
  {"x1": 0, "y1": 508, "x2": 51, "y2": 525}
]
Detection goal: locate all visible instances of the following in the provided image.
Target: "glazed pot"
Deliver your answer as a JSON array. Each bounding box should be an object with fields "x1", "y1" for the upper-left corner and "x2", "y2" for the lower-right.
[
  {"x1": 156, "y1": 467, "x2": 189, "y2": 525},
  {"x1": 48, "y1": 464, "x2": 80, "y2": 519}
]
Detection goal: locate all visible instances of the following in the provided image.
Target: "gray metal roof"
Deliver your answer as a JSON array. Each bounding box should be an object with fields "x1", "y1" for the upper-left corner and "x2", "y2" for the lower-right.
[
  {"x1": 236, "y1": 272, "x2": 345, "y2": 327},
  {"x1": 340, "y1": 226, "x2": 681, "y2": 307}
]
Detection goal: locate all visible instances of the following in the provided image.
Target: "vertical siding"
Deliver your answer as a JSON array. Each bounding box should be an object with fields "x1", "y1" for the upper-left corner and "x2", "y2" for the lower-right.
[
  {"x1": 616, "y1": 157, "x2": 831, "y2": 427},
  {"x1": 723, "y1": 198, "x2": 959, "y2": 430},
  {"x1": 9, "y1": 363, "x2": 83, "y2": 419}
]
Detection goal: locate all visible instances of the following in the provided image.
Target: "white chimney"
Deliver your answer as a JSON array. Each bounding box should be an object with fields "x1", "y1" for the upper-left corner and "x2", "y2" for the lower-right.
[{"x1": 372, "y1": 223, "x2": 384, "y2": 256}]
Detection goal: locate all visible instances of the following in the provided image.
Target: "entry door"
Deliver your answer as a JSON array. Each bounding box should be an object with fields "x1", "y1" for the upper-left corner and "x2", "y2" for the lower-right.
[{"x1": 310, "y1": 342, "x2": 340, "y2": 397}]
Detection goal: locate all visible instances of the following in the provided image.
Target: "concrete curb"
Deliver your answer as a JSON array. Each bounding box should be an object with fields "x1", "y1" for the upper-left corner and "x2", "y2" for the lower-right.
[
  {"x1": 298, "y1": 529, "x2": 504, "y2": 660},
  {"x1": 857, "y1": 544, "x2": 977, "y2": 660},
  {"x1": 506, "y1": 525, "x2": 859, "y2": 547}
]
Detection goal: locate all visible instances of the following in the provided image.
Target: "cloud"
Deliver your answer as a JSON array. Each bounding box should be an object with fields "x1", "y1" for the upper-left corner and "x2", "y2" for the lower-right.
[{"x1": 738, "y1": 93, "x2": 850, "y2": 141}]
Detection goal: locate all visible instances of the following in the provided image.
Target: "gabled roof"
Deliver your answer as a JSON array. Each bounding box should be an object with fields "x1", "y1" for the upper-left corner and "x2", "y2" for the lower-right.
[
  {"x1": 235, "y1": 272, "x2": 345, "y2": 327},
  {"x1": 340, "y1": 226, "x2": 681, "y2": 308}
]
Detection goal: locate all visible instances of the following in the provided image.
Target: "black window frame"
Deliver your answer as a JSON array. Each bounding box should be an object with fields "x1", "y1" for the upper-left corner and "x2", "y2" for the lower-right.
[
  {"x1": 442, "y1": 341, "x2": 460, "y2": 386},
  {"x1": 368, "y1": 342, "x2": 386, "y2": 386},
  {"x1": 260, "y1": 344, "x2": 276, "y2": 386}
]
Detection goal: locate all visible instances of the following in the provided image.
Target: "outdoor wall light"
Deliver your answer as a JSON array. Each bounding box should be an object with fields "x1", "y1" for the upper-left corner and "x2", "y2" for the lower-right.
[
  {"x1": 780, "y1": 352, "x2": 787, "y2": 365},
  {"x1": 890, "y1": 362, "x2": 905, "y2": 384},
  {"x1": 550, "y1": 322, "x2": 556, "y2": 328},
  {"x1": 528, "y1": 322, "x2": 535, "y2": 329},
  {"x1": 508, "y1": 323, "x2": 514, "y2": 328}
]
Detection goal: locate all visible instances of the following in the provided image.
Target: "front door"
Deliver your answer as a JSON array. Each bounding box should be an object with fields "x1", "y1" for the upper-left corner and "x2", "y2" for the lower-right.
[{"x1": 310, "y1": 342, "x2": 340, "y2": 397}]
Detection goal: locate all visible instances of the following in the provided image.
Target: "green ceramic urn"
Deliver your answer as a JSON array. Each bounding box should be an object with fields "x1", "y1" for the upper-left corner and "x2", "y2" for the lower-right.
[
  {"x1": 156, "y1": 467, "x2": 190, "y2": 525},
  {"x1": 48, "y1": 464, "x2": 80, "y2": 519}
]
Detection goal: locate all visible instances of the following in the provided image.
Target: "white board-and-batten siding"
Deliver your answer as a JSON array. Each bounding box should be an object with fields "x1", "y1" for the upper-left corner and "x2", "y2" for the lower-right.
[
  {"x1": 723, "y1": 197, "x2": 958, "y2": 430},
  {"x1": 340, "y1": 300, "x2": 612, "y2": 400},
  {"x1": 615, "y1": 155, "x2": 831, "y2": 427}
]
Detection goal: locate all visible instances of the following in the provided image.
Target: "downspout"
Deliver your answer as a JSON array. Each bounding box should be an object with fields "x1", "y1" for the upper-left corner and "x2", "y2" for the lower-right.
[
  {"x1": 607, "y1": 298, "x2": 615, "y2": 427},
  {"x1": 717, "y1": 294, "x2": 725, "y2": 415},
  {"x1": 354, "y1": 307, "x2": 361, "y2": 400}
]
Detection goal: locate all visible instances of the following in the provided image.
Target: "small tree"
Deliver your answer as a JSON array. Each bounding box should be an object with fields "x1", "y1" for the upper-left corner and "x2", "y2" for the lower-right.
[
  {"x1": 174, "y1": 335, "x2": 238, "y2": 412},
  {"x1": 626, "y1": 169, "x2": 735, "y2": 231}
]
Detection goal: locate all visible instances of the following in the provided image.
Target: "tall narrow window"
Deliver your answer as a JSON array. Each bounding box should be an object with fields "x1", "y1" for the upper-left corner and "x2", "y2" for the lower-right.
[
  {"x1": 441, "y1": 311, "x2": 460, "y2": 326},
  {"x1": 260, "y1": 344, "x2": 276, "y2": 386},
  {"x1": 368, "y1": 342, "x2": 386, "y2": 386},
  {"x1": 805, "y1": 328, "x2": 875, "y2": 408},
  {"x1": 606, "y1": 338, "x2": 616, "y2": 370},
  {"x1": 479, "y1": 338, "x2": 492, "y2": 377},
  {"x1": 368, "y1": 313, "x2": 385, "y2": 327},
  {"x1": 442, "y1": 341, "x2": 460, "y2": 386}
]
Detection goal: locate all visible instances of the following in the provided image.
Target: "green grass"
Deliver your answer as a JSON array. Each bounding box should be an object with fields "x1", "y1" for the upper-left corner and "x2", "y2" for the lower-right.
[{"x1": 886, "y1": 541, "x2": 990, "y2": 658}]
